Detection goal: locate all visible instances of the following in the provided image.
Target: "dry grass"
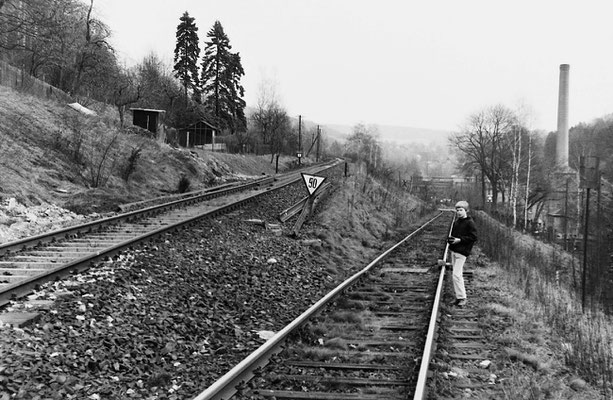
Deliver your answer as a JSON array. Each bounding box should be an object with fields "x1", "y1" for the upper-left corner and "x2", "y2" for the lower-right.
[
  {"x1": 475, "y1": 211, "x2": 613, "y2": 398},
  {"x1": 0, "y1": 86, "x2": 305, "y2": 213},
  {"x1": 483, "y1": 302, "x2": 520, "y2": 319},
  {"x1": 328, "y1": 310, "x2": 364, "y2": 324}
]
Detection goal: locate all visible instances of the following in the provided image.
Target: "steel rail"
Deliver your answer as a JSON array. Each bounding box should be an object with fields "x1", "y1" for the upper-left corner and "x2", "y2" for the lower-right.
[
  {"x1": 0, "y1": 192, "x2": 262, "y2": 305},
  {"x1": 0, "y1": 177, "x2": 272, "y2": 256},
  {"x1": 0, "y1": 160, "x2": 343, "y2": 305},
  {"x1": 0, "y1": 160, "x2": 340, "y2": 256},
  {"x1": 116, "y1": 179, "x2": 258, "y2": 213},
  {"x1": 192, "y1": 211, "x2": 445, "y2": 400},
  {"x1": 278, "y1": 181, "x2": 331, "y2": 222},
  {"x1": 278, "y1": 197, "x2": 308, "y2": 222},
  {"x1": 413, "y1": 210, "x2": 456, "y2": 400}
]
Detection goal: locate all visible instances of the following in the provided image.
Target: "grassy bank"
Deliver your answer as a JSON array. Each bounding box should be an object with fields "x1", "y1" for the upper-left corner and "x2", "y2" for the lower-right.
[{"x1": 475, "y1": 211, "x2": 613, "y2": 398}]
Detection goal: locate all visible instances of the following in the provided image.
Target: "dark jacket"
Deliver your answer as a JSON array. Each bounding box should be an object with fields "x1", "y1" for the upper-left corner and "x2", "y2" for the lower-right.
[{"x1": 449, "y1": 216, "x2": 478, "y2": 256}]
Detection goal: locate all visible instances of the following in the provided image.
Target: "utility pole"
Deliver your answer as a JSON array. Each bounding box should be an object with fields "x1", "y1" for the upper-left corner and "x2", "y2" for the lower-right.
[
  {"x1": 298, "y1": 115, "x2": 302, "y2": 166},
  {"x1": 316, "y1": 125, "x2": 321, "y2": 162},
  {"x1": 582, "y1": 187, "x2": 590, "y2": 312},
  {"x1": 564, "y1": 178, "x2": 569, "y2": 251},
  {"x1": 579, "y1": 156, "x2": 600, "y2": 312}
]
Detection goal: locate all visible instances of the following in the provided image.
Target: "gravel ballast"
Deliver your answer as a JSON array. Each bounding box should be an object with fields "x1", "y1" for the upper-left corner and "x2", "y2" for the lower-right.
[{"x1": 1, "y1": 170, "x2": 369, "y2": 399}]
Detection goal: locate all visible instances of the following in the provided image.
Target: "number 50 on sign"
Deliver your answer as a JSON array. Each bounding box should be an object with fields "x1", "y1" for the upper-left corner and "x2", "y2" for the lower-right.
[{"x1": 301, "y1": 173, "x2": 326, "y2": 196}]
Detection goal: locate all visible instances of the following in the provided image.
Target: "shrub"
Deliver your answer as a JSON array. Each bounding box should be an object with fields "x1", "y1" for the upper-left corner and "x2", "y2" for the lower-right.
[
  {"x1": 178, "y1": 175, "x2": 191, "y2": 193},
  {"x1": 121, "y1": 146, "x2": 142, "y2": 182}
]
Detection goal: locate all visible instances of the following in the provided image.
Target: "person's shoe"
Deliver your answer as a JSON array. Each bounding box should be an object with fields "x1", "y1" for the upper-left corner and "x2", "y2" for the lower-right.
[
  {"x1": 456, "y1": 299, "x2": 467, "y2": 307},
  {"x1": 448, "y1": 299, "x2": 461, "y2": 307}
]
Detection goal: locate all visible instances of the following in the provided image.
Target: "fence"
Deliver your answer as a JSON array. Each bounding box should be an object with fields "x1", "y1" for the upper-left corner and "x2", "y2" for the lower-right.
[{"x1": 0, "y1": 60, "x2": 72, "y2": 103}]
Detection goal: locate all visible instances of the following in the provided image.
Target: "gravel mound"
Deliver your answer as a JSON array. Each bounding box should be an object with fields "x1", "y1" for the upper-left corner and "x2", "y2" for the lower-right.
[{"x1": 0, "y1": 198, "x2": 90, "y2": 244}]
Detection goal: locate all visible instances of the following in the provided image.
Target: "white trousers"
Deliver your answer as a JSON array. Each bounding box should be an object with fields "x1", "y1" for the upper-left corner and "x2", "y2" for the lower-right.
[{"x1": 451, "y1": 251, "x2": 467, "y2": 300}]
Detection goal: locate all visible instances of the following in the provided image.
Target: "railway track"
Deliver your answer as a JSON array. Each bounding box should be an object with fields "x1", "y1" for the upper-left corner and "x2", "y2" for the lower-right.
[
  {"x1": 429, "y1": 271, "x2": 500, "y2": 398},
  {"x1": 0, "y1": 160, "x2": 342, "y2": 306},
  {"x1": 193, "y1": 211, "x2": 454, "y2": 400}
]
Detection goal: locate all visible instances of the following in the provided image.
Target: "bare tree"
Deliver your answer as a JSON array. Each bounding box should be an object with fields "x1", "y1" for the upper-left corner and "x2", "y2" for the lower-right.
[
  {"x1": 111, "y1": 66, "x2": 140, "y2": 127},
  {"x1": 345, "y1": 124, "x2": 381, "y2": 174},
  {"x1": 134, "y1": 53, "x2": 182, "y2": 124},
  {"x1": 71, "y1": 0, "x2": 114, "y2": 96},
  {"x1": 80, "y1": 122, "x2": 121, "y2": 188},
  {"x1": 250, "y1": 75, "x2": 294, "y2": 159},
  {"x1": 0, "y1": 0, "x2": 115, "y2": 98},
  {"x1": 450, "y1": 104, "x2": 516, "y2": 206},
  {"x1": 251, "y1": 76, "x2": 279, "y2": 146}
]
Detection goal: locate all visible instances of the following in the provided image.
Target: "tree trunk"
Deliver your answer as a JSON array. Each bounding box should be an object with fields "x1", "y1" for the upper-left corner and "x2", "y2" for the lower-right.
[
  {"x1": 118, "y1": 105, "x2": 125, "y2": 127},
  {"x1": 523, "y1": 135, "x2": 532, "y2": 230},
  {"x1": 480, "y1": 172, "x2": 487, "y2": 206},
  {"x1": 511, "y1": 128, "x2": 521, "y2": 228}
]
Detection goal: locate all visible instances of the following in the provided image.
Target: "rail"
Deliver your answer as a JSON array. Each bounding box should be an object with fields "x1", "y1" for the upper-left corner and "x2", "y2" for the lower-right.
[
  {"x1": 192, "y1": 211, "x2": 445, "y2": 400},
  {"x1": 0, "y1": 176, "x2": 274, "y2": 256},
  {"x1": 0, "y1": 160, "x2": 343, "y2": 306},
  {"x1": 413, "y1": 209, "x2": 455, "y2": 399}
]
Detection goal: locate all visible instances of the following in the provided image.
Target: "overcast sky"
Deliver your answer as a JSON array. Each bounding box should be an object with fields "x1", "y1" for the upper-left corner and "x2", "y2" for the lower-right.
[{"x1": 95, "y1": 0, "x2": 613, "y2": 133}]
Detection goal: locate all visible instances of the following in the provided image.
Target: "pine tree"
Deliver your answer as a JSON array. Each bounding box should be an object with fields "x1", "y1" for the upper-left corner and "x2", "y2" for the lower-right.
[
  {"x1": 225, "y1": 52, "x2": 247, "y2": 132},
  {"x1": 200, "y1": 20, "x2": 246, "y2": 133},
  {"x1": 173, "y1": 11, "x2": 200, "y2": 103}
]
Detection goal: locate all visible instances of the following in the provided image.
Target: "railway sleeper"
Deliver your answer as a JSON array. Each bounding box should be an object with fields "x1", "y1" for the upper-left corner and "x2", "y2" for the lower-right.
[{"x1": 251, "y1": 389, "x2": 406, "y2": 399}]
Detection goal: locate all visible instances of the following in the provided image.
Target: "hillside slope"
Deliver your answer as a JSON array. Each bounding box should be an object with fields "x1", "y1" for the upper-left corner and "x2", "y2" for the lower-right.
[{"x1": 0, "y1": 87, "x2": 298, "y2": 215}]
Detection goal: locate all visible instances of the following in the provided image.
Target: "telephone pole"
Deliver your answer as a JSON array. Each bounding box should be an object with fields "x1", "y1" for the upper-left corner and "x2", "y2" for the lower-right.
[
  {"x1": 579, "y1": 155, "x2": 600, "y2": 312},
  {"x1": 298, "y1": 115, "x2": 302, "y2": 166},
  {"x1": 316, "y1": 125, "x2": 321, "y2": 162}
]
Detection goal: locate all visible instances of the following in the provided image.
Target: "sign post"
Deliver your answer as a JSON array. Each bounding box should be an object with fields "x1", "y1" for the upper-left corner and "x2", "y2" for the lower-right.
[{"x1": 292, "y1": 173, "x2": 327, "y2": 235}]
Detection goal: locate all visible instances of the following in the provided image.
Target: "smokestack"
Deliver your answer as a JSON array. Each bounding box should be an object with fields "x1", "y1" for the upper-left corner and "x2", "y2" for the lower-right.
[{"x1": 556, "y1": 64, "x2": 570, "y2": 169}]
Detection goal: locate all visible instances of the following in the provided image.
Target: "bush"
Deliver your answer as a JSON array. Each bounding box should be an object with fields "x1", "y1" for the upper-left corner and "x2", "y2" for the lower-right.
[
  {"x1": 121, "y1": 147, "x2": 142, "y2": 182},
  {"x1": 178, "y1": 175, "x2": 191, "y2": 193}
]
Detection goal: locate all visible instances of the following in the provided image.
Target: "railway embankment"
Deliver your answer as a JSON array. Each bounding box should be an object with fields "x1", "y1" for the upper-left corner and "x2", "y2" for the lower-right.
[
  {"x1": 0, "y1": 85, "x2": 303, "y2": 218},
  {"x1": 0, "y1": 169, "x2": 604, "y2": 399},
  {"x1": 0, "y1": 88, "x2": 604, "y2": 399}
]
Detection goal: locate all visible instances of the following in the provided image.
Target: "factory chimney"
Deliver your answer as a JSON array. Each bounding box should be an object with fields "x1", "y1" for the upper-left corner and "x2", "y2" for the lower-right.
[{"x1": 556, "y1": 64, "x2": 570, "y2": 169}]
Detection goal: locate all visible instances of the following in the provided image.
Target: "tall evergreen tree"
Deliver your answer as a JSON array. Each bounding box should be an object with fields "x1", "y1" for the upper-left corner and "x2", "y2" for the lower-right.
[
  {"x1": 200, "y1": 20, "x2": 246, "y2": 133},
  {"x1": 225, "y1": 52, "x2": 247, "y2": 132},
  {"x1": 173, "y1": 11, "x2": 200, "y2": 103}
]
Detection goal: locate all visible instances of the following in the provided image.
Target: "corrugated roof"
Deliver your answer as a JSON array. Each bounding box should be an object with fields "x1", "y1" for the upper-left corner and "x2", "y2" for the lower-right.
[
  {"x1": 182, "y1": 119, "x2": 219, "y2": 130},
  {"x1": 129, "y1": 108, "x2": 166, "y2": 113}
]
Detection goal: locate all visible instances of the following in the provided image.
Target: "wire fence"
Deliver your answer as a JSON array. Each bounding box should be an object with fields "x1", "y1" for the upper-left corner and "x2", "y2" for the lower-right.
[
  {"x1": 0, "y1": 60, "x2": 72, "y2": 103},
  {"x1": 474, "y1": 210, "x2": 613, "y2": 395},
  {"x1": 477, "y1": 200, "x2": 613, "y2": 314}
]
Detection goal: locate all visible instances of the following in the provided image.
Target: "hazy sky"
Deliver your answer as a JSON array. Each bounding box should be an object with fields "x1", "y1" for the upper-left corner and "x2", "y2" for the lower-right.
[{"x1": 95, "y1": 0, "x2": 613, "y2": 133}]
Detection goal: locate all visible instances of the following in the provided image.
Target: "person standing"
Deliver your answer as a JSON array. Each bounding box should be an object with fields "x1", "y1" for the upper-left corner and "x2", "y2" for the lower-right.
[{"x1": 447, "y1": 200, "x2": 478, "y2": 307}]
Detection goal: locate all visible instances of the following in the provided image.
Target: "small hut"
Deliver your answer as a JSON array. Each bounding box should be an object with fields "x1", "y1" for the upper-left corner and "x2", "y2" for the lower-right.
[
  {"x1": 130, "y1": 108, "x2": 166, "y2": 142},
  {"x1": 177, "y1": 119, "x2": 221, "y2": 150}
]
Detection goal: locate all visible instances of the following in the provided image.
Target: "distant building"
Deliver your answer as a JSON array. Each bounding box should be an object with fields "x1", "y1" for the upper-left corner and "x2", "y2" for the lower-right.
[{"x1": 130, "y1": 108, "x2": 166, "y2": 142}]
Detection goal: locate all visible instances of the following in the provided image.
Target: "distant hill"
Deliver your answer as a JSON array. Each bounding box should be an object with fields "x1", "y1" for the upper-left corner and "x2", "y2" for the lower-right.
[
  {"x1": 321, "y1": 123, "x2": 452, "y2": 145},
  {"x1": 244, "y1": 106, "x2": 451, "y2": 146}
]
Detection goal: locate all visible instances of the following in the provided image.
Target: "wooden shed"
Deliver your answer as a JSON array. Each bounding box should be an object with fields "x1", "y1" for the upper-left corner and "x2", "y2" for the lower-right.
[
  {"x1": 177, "y1": 119, "x2": 220, "y2": 150},
  {"x1": 130, "y1": 108, "x2": 166, "y2": 142}
]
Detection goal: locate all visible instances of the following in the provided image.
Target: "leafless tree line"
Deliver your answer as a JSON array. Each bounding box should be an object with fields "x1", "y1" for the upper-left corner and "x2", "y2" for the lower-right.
[{"x1": 450, "y1": 104, "x2": 551, "y2": 230}]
